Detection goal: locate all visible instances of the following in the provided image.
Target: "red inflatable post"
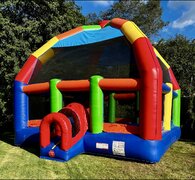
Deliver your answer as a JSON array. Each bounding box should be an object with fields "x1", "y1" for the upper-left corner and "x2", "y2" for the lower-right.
[
  {"x1": 168, "y1": 68, "x2": 180, "y2": 90},
  {"x1": 15, "y1": 55, "x2": 41, "y2": 84},
  {"x1": 133, "y1": 37, "x2": 163, "y2": 140}
]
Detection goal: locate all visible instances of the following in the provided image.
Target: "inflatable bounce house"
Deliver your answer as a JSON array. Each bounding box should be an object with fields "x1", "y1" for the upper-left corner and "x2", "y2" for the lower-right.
[{"x1": 14, "y1": 18, "x2": 181, "y2": 163}]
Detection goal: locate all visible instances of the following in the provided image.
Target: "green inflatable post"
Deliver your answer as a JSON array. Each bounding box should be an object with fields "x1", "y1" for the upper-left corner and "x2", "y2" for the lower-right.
[
  {"x1": 90, "y1": 75, "x2": 104, "y2": 133},
  {"x1": 108, "y1": 93, "x2": 116, "y2": 123},
  {"x1": 173, "y1": 89, "x2": 181, "y2": 127},
  {"x1": 50, "y1": 79, "x2": 63, "y2": 112}
]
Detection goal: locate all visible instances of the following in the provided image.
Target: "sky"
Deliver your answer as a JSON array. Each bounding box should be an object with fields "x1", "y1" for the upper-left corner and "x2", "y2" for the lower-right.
[{"x1": 75, "y1": 1, "x2": 195, "y2": 41}]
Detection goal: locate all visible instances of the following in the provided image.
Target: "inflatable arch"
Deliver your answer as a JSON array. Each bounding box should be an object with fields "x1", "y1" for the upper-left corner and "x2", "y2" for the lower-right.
[{"x1": 14, "y1": 18, "x2": 181, "y2": 163}]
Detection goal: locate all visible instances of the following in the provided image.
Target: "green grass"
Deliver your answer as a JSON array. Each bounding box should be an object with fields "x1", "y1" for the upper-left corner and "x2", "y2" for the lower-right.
[{"x1": 0, "y1": 132, "x2": 195, "y2": 179}]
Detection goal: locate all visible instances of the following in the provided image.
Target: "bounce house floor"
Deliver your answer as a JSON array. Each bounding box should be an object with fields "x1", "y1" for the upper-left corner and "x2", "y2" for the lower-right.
[{"x1": 103, "y1": 123, "x2": 139, "y2": 134}]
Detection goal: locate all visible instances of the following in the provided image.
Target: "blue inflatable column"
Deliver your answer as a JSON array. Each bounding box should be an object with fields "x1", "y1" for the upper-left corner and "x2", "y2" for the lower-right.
[{"x1": 14, "y1": 80, "x2": 29, "y2": 145}]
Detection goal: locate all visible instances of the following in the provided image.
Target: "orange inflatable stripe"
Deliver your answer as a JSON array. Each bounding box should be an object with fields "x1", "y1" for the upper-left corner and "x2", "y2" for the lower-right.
[
  {"x1": 110, "y1": 18, "x2": 128, "y2": 29},
  {"x1": 57, "y1": 80, "x2": 90, "y2": 91},
  {"x1": 114, "y1": 93, "x2": 136, "y2": 100},
  {"x1": 99, "y1": 78, "x2": 140, "y2": 91},
  {"x1": 23, "y1": 82, "x2": 50, "y2": 94},
  {"x1": 56, "y1": 26, "x2": 83, "y2": 40},
  {"x1": 28, "y1": 120, "x2": 42, "y2": 127},
  {"x1": 104, "y1": 123, "x2": 139, "y2": 135},
  {"x1": 23, "y1": 78, "x2": 139, "y2": 93}
]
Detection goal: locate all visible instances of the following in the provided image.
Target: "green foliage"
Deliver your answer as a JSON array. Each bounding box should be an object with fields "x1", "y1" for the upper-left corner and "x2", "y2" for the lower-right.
[
  {"x1": 155, "y1": 35, "x2": 195, "y2": 139},
  {"x1": 86, "y1": 0, "x2": 167, "y2": 37},
  {"x1": 0, "y1": 0, "x2": 85, "y2": 126},
  {"x1": 85, "y1": 12, "x2": 100, "y2": 25},
  {"x1": 155, "y1": 35, "x2": 195, "y2": 97}
]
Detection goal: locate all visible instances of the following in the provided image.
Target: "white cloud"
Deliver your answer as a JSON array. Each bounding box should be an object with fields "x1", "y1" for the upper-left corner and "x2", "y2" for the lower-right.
[
  {"x1": 172, "y1": 19, "x2": 194, "y2": 29},
  {"x1": 168, "y1": 1, "x2": 195, "y2": 29},
  {"x1": 92, "y1": 1, "x2": 115, "y2": 7},
  {"x1": 162, "y1": 27, "x2": 168, "y2": 32}
]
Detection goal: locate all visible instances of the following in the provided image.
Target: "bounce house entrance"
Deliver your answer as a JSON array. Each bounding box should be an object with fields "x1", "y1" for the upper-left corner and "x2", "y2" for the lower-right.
[{"x1": 40, "y1": 103, "x2": 88, "y2": 156}]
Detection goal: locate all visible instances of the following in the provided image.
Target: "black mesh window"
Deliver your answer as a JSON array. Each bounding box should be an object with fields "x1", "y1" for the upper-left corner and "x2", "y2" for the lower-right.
[{"x1": 30, "y1": 37, "x2": 138, "y2": 83}]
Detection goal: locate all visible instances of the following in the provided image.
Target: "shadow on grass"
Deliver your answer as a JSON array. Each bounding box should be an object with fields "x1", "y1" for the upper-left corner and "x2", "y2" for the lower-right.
[
  {"x1": 179, "y1": 139, "x2": 195, "y2": 146},
  {"x1": 0, "y1": 131, "x2": 15, "y2": 145},
  {"x1": 0, "y1": 131, "x2": 40, "y2": 157},
  {"x1": 86, "y1": 152, "x2": 154, "y2": 164},
  {"x1": 21, "y1": 145, "x2": 40, "y2": 157}
]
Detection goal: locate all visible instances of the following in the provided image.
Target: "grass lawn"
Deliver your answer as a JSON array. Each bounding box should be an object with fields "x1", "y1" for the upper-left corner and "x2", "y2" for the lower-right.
[{"x1": 0, "y1": 132, "x2": 194, "y2": 179}]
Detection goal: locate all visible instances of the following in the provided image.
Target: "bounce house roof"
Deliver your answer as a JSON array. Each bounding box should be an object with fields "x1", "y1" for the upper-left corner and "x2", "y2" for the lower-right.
[
  {"x1": 15, "y1": 18, "x2": 180, "y2": 90},
  {"x1": 53, "y1": 26, "x2": 123, "y2": 48}
]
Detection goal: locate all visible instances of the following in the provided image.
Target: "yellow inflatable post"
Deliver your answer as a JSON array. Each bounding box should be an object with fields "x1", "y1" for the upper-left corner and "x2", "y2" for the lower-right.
[{"x1": 163, "y1": 83, "x2": 173, "y2": 131}]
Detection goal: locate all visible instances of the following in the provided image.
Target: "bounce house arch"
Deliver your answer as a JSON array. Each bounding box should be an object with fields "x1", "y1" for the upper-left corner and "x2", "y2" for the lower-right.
[
  {"x1": 40, "y1": 112, "x2": 72, "y2": 151},
  {"x1": 14, "y1": 18, "x2": 181, "y2": 163}
]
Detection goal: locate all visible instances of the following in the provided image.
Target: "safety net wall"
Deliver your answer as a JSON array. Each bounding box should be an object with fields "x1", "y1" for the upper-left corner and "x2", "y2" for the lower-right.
[{"x1": 30, "y1": 37, "x2": 139, "y2": 84}]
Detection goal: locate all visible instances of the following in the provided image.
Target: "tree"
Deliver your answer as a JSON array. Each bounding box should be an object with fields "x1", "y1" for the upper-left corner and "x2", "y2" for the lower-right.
[
  {"x1": 155, "y1": 35, "x2": 195, "y2": 139},
  {"x1": 0, "y1": 0, "x2": 85, "y2": 127},
  {"x1": 86, "y1": 0, "x2": 167, "y2": 37},
  {"x1": 85, "y1": 12, "x2": 100, "y2": 25},
  {"x1": 155, "y1": 35, "x2": 195, "y2": 97}
]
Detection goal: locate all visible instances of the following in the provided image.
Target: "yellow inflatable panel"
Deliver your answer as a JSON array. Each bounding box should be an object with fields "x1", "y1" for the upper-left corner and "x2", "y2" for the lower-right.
[
  {"x1": 131, "y1": 22, "x2": 147, "y2": 37},
  {"x1": 163, "y1": 83, "x2": 173, "y2": 131},
  {"x1": 39, "y1": 49, "x2": 55, "y2": 64},
  {"x1": 121, "y1": 21, "x2": 146, "y2": 44},
  {"x1": 154, "y1": 48, "x2": 170, "y2": 69},
  {"x1": 32, "y1": 37, "x2": 58, "y2": 59}
]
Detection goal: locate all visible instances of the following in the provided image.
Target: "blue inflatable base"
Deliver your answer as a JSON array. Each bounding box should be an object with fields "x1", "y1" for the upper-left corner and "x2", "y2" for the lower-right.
[
  {"x1": 15, "y1": 127, "x2": 39, "y2": 146},
  {"x1": 40, "y1": 138, "x2": 85, "y2": 162},
  {"x1": 84, "y1": 126, "x2": 180, "y2": 163},
  {"x1": 39, "y1": 127, "x2": 181, "y2": 163}
]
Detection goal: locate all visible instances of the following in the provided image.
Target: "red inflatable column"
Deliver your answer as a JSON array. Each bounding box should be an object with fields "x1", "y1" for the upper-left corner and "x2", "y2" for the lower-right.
[{"x1": 133, "y1": 37, "x2": 163, "y2": 140}]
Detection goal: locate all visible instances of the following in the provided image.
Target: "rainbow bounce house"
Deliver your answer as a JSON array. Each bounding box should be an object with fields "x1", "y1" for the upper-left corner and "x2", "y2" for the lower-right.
[{"x1": 14, "y1": 18, "x2": 181, "y2": 163}]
